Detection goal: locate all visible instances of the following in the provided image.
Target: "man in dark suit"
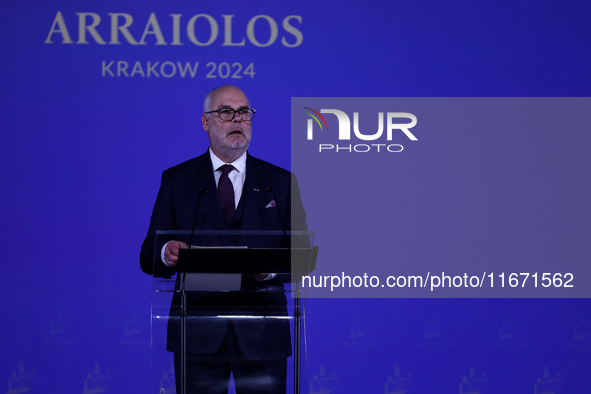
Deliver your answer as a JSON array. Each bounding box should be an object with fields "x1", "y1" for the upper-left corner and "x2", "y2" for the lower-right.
[{"x1": 140, "y1": 85, "x2": 307, "y2": 393}]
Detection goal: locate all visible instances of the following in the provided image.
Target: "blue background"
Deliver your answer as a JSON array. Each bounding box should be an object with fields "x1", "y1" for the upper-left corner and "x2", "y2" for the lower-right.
[{"x1": 1, "y1": 1, "x2": 590, "y2": 392}]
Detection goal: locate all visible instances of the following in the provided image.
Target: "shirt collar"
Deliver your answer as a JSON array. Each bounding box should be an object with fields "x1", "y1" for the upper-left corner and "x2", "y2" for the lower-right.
[{"x1": 209, "y1": 148, "x2": 247, "y2": 174}]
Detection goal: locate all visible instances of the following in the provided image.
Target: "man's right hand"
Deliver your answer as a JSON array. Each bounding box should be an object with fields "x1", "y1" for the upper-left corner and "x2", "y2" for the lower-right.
[{"x1": 164, "y1": 241, "x2": 187, "y2": 267}]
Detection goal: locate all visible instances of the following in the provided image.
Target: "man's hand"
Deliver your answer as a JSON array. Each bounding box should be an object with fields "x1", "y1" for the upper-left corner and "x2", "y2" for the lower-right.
[{"x1": 164, "y1": 241, "x2": 187, "y2": 267}]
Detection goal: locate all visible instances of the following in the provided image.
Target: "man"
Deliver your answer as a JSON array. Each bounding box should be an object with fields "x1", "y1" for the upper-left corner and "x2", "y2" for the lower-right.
[{"x1": 140, "y1": 85, "x2": 307, "y2": 393}]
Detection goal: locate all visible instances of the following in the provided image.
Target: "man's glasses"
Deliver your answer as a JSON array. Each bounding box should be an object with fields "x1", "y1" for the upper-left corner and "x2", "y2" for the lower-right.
[{"x1": 205, "y1": 108, "x2": 256, "y2": 122}]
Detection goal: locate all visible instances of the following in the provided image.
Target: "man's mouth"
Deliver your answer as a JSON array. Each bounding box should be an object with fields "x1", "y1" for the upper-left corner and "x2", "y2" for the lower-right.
[{"x1": 228, "y1": 129, "x2": 244, "y2": 136}]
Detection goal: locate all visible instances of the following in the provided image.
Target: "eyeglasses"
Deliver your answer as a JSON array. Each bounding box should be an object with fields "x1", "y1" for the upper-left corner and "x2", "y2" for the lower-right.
[{"x1": 204, "y1": 108, "x2": 256, "y2": 122}]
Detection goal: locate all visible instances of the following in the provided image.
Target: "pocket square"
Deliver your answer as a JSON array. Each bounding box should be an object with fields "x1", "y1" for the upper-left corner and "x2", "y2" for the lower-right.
[{"x1": 265, "y1": 200, "x2": 277, "y2": 208}]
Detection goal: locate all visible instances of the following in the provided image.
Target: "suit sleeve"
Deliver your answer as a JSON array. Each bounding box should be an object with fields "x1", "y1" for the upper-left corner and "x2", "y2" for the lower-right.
[
  {"x1": 287, "y1": 173, "x2": 308, "y2": 233},
  {"x1": 274, "y1": 172, "x2": 309, "y2": 283},
  {"x1": 140, "y1": 170, "x2": 177, "y2": 278}
]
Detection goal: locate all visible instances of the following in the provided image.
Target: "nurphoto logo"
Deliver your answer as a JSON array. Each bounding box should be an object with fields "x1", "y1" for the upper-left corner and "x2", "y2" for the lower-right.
[{"x1": 303, "y1": 107, "x2": 418, "y2": 153}]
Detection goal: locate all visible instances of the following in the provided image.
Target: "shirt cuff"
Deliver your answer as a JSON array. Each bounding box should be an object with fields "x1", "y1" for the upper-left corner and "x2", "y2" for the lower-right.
[{"x1": 161, "y1": 241, "x2": 173, "y2": 267}]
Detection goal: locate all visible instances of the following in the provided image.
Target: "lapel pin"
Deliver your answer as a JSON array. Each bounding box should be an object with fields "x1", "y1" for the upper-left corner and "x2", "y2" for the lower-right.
[{"x1": 254, "y1": 188, "x2": 260, "y2": 191}]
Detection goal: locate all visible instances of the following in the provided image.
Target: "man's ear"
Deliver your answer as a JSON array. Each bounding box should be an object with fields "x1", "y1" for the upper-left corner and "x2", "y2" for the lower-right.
[{"x1": 202, "y1": 113, "x2": 209, "y2": 131}]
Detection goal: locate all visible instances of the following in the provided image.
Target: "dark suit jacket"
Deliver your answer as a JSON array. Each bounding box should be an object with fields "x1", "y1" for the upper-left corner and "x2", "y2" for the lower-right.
[{"x1": 140, "y1": 151, "x2": 307, "y2": 359}]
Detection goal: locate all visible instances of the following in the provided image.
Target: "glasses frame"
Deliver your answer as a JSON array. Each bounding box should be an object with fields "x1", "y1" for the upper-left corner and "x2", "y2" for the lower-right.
[{"x1": 204, "y1": 108, "x2": 257, "y2": 122}]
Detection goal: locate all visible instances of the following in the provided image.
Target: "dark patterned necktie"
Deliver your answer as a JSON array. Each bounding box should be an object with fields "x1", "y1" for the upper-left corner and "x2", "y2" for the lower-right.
[{"x1": 218, "y1": 164, "x2": 235, "y2": 221}]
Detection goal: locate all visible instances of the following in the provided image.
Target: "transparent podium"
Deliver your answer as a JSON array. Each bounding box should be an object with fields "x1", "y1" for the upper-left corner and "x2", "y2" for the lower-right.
[{"x1": 151, "y1": 230, "x2": 317, "y2": 394}]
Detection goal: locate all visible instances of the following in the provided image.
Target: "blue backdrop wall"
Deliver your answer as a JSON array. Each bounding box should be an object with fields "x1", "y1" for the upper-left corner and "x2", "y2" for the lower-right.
[{"x1": 1, "y1": 1, "x2": 590, "y2": 393}]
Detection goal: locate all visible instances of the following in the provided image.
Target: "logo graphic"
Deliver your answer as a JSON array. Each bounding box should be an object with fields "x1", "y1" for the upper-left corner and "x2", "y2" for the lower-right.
[
  {"x1": 303, "y1": 107, "x2": 329, "y2": 139},
  {"x1": 418, "y1": 315, "x2": 453, "y2": 352},
  {"x1": 159, "y1": 361, "x2": 176, "y2": 394},
  {"x1": 460, "y1": 365, "x2": 489, "y2": 394},
  {"x1": 385, "y1": 364, "x2": 414, "y2": 394},
  {"x1": 534, "y1": 365, "x2": 563, "y2": 393},
  {"x1": 302, "y1": 106, "x2": 418, "y2": 153},
  {"x1": 83, "y1": 361, "x2": 114, "y2": 394},
  {"x1": 8, "y1": 361, "x2": 38, "y2": 394},
  {"x1": 310, "y1": 363, "x2": 339, "y2": 394}
]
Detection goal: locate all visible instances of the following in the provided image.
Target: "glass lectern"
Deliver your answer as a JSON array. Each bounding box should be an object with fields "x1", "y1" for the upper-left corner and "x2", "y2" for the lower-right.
[{"x1": 151, "y1": 230, "x2": 316, "y2": 394}]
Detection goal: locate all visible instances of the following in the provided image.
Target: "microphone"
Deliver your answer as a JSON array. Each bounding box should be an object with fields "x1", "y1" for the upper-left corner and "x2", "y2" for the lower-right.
[
  {"x1": 181, "y1": 188, "x2": 206, "y2": 394},
  {"x1": 188, "y1": 189, "x2": 208, "y2": 248}
]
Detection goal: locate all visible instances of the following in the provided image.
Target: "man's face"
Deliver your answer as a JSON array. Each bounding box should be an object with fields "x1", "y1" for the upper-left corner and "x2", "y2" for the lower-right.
[{"x1": 202, "y1": 86, "x2": 252, "y2": 161}]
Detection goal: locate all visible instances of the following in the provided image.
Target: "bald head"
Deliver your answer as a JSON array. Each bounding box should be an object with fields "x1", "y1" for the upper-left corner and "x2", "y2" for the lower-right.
[{"x1": 203, "y1": 85, "x2": 250, "y2": 113}]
